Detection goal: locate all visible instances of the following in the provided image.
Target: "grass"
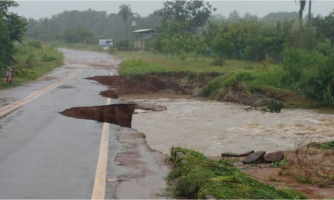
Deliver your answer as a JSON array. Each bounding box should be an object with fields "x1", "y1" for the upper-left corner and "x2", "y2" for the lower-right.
[
  {"x1": 0, "y1": 41, "x2": 63, "y2": 90},
  {"x1": 116, "y1": 51, "x2": 278, "y2": 75},
  {"x1": 115, "y1": 51, "x2": 318, "y2": 108},
  {"x1": 163, "y1": 147, "x2": 306, "y2": 199}
]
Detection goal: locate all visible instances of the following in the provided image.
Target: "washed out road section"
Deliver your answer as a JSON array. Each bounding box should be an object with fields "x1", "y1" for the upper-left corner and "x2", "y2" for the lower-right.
[{"x1": 0, "y1": 49, "x2": 121, "y2": 198}]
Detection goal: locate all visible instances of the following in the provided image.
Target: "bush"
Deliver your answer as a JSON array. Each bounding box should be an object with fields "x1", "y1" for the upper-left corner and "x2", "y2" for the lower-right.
[
  {"x1": 25, "y1": 53, "x2": 35, "y2": 65},
  {"x1": 41, "y1": 54, "x2": 57, "y2": 62},
  {"x1": 281, "y1": 45, "x2": 334, "y2": 106},
  {"x1": 28, "y1": 40, "x2": 42, "y2": 49},
  {"x1": 109, "y1": 47, "x2": 118, "y2": 54},
  {"x1": 115, "y1": 39, "x2": 133, "y2": 51}
]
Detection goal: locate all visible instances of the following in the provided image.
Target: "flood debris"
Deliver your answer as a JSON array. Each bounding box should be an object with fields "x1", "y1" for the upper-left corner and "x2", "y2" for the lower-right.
[
  {"x1": 264, "y1": 152, "x2": 284, "y2": 163},
  {"x1": 221, "y1": 150, "x2": 254, "y2": 157},
  {"x1": 242, "y1": 151, "x2": 266, "y2": 164},
  {"x1": 60, "y1": 104, "x2": 135, "y2": 127},
  {"x1": 245, "y1": 99, "x2": 283, "y2": 113}
]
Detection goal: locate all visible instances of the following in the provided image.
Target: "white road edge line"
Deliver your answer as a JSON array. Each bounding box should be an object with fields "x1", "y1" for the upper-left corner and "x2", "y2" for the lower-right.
[{"x1": 91, "y1": 97, "x2": 111, "y2": 200}]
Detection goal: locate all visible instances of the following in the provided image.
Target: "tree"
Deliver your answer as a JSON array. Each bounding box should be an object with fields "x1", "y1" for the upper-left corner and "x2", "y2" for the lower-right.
[
  {"x1": 312, "y1": 10, "x2": 334, "y2": 44},
  {"x1": 160, "y1": 0, "x2": 216, "y2": 33},
  {"x1": 227, "y1": 10, "x2": 241, "y2": 23},
  {"x1": 0, "y1": 1, "x2": 27, "y2": 66},
  {"x1": 118, "y1": 4, "x2": 133, "y2": 39},
  {"x1": 211, "y1": 31, "x2": 235, "y2": 67},
  {"x1": 297, "y1": 0, "x2": 307, "y2": 27}
]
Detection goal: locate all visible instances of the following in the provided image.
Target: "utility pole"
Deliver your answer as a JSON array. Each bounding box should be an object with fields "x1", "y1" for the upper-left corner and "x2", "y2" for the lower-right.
[{"x1": 308, "y1": 0, "x2": 312, "y2": 28}]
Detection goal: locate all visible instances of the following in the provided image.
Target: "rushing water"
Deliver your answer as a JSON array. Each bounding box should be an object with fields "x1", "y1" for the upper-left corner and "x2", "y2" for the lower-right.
[{"x1": 126, "y1": 95, "x2": 334, "y2": 157}]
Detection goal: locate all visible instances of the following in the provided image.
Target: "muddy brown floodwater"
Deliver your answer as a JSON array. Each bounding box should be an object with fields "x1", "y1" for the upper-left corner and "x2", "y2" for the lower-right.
[{"x1": 123, "y1": 94, "x2": 334, "y2": 157}]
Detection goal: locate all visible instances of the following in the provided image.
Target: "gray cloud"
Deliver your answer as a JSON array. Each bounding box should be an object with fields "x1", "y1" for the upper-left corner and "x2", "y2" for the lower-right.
[{"x1": 11, "y1": 1, "x2": 334, "y2": 19}]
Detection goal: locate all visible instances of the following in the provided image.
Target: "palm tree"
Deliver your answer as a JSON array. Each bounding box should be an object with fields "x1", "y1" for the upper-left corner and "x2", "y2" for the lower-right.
[
  {"x1": 118, "y1": 4, "x2": 133, "y2": 39},
  {"x1": 308, "y1": 0, "x2": 312, "y2": 27},
  {"x1": 297, "y1": 0, "x2": 306, "y2": 27}
]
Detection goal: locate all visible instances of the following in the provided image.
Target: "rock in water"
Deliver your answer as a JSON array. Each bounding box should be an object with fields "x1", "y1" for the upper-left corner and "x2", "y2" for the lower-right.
[
  {"x1": 242, "y1": 151, "x2": 266, "y2": 164},
  {"x1": 264, "y1": 152, "x2": 284, "y2": 163}
]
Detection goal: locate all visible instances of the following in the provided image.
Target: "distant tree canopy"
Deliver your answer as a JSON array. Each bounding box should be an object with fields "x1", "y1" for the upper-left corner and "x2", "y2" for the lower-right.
[
  {"x1": 159, "y1": 0, "x2": 216, "y2": 33},
  {"x1": 0, "y1": 1, "x2": 27, "y2": 66},
  {"x1": 312, "y1": 10, "x2": 334, "y2": 44},
  {"x1": 25, "y1": 9, "x2": 162, "y2": 41},
  {"x1": 118, "y1": 4, "x2": 133, "y2": 39}
]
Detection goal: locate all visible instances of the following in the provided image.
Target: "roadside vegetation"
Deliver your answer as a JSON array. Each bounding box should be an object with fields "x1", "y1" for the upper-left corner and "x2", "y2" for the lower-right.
[
  {"x1": 0, "y1": 1, "x2": 63, "y2": 89},
  {"x1": 0, "y1": 40, "x2": 63, "y2": 89},
  {"x1": 163, "y1": 147, "x2": 306, "y2": 199}
]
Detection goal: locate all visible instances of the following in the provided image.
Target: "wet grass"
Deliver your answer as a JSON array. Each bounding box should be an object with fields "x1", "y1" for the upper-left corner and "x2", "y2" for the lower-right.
[
  {"x1": 0, "y1": 42, "x2": 63, "y2": 90},
  {"x1": 163, "y1": 147, "x2": 306, "y2": 199},
  {"x1": 116, "y1": 51, "x2": 316, "y2": 108}
]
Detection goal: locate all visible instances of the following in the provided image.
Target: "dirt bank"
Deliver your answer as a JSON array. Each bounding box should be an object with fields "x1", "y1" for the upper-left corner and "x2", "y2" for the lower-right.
[
  {"x1": 99, "y1": 89, "x2": 119, "y2": 99},
  {"x1": 60, "y1": 104, "x2": 135, "y2": 128}
]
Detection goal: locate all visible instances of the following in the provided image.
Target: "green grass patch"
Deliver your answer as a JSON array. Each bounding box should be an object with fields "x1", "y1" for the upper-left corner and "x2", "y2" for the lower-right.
[
  {"x1": 0, "y1": 41, "x2": 63, "y2": 89},
  {"x1": 163, "y1": 147, "x2": 306, "y2": 199},
  {"x1": 319, "y1": 141, "x2": 334, "y2": 150},
  {"x1": 116, "y1": 51, "x2": 276, "y2": 75}
]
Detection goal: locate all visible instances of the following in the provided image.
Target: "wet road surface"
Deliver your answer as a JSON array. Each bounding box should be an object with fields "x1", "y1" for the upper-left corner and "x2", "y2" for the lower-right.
[{"x1": 0, "y1": 49, "x2": 164, "y2": 199}]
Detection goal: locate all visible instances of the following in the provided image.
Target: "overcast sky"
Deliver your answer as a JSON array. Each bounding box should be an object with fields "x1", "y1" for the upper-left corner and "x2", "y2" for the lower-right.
[{"x1": 10, "y1": 1, "x2": 334, "y2": 20}]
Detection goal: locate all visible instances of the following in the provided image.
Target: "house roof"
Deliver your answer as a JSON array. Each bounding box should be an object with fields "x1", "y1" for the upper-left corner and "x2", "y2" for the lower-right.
[{"x1": 133, "y1": 29, "x2": 154, "y2": 33}]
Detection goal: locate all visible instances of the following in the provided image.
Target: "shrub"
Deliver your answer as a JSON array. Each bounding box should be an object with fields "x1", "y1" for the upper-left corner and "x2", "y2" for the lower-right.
[
  {"x1": 109, "y1": 47, "x2": 118, "y2": 54},
  {"x1": 41, "y1": 54, "x2": 57, "y2": 62},
  {"x1": 28, "y1": 40, "x2": 42, "y2": 49},
  {"x1": 25, "y1": 53, "x2": 35, "y2": 65}
]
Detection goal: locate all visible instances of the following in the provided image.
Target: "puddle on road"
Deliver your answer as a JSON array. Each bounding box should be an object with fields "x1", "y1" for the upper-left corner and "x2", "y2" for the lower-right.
[{"x1": 125, "y1": 95, "x2": 334, "y2": 157}]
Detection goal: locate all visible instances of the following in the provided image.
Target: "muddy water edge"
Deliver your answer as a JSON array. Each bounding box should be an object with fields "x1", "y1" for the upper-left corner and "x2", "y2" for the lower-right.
[{"x1": 86, "y1": 71, "x2": 334, "y2": 199}]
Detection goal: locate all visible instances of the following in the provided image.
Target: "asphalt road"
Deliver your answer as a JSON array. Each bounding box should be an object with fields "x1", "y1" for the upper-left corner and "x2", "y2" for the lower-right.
[{"x1": 0, "y1": 49, "x2": 122, "y2": 199}]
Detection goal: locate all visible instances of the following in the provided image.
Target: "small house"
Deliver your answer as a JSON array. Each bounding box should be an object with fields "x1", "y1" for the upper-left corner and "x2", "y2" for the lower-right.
[{"x1": 132, "y1": 29, "x2": 154, "y2": 50}]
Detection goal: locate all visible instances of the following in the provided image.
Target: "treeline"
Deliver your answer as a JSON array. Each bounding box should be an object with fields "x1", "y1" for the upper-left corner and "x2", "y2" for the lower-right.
[
  {"x1": 25, "y1": 4, "x2": 312, "y2": 46},
  {"x1": 25, "y1": 9, "x2": 161, "y2": 42}
]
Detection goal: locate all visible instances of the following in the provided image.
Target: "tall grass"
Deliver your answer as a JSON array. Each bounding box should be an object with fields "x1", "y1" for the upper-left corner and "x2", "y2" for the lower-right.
[{"x1": 0, "y1": 41, "x2": 63, "y2": 89}]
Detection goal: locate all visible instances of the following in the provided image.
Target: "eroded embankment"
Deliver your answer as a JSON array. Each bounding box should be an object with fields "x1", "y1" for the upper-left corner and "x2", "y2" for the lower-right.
[
  {"x1": 61, "y1": 104, "x2": 135, "y2": 128},
  {"x1": 99, "y1": 89, "x2": 119, "y2": 99},
  {"x1": 87, "y1": 71, "x2": 221, "y2": 96}
]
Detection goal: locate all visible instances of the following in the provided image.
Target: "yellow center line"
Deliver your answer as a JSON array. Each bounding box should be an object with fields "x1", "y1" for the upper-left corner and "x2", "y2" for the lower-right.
[
  {"x1": 91, "y1": 98, "x2": 111, "y2": 200},
  {"x1": 0, "y1": 68, "x2": 83, "y2": 117}
]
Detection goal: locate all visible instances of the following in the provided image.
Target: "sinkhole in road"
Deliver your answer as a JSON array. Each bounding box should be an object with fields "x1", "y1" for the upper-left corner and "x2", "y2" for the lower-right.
[{"x1": 60, "y1": 104, "x2": 135, "y2": 128}]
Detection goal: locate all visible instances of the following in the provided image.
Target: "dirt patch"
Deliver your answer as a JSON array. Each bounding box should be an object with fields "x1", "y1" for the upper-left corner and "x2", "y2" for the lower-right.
[
  {"x1": 242, "y1": 149, "x2": 334, "y2": 199},
  {"x1": 100, "y1": 89, "x2": 119, "y2": 99},
  {"x1": 87, "y1": 75, "x2": 190, "y2": 95},
  {"x1": 60, "y1": 104, "x2": 135, "y2": 127},
  {"x1": 115, "y1": 128, "x2": 171, "y2": 199}
]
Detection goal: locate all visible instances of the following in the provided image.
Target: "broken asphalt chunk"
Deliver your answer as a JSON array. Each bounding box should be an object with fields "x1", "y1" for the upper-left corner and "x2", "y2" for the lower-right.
[
  {"x1": 221, "y1": 150, "x2": 254, "y2": 157},
  {"x1": 242, "y1": 151, "x2": 266, "y2": 164},
  {"x1": 264, "y1": 152, "x2": 284, "y2": 163}
]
